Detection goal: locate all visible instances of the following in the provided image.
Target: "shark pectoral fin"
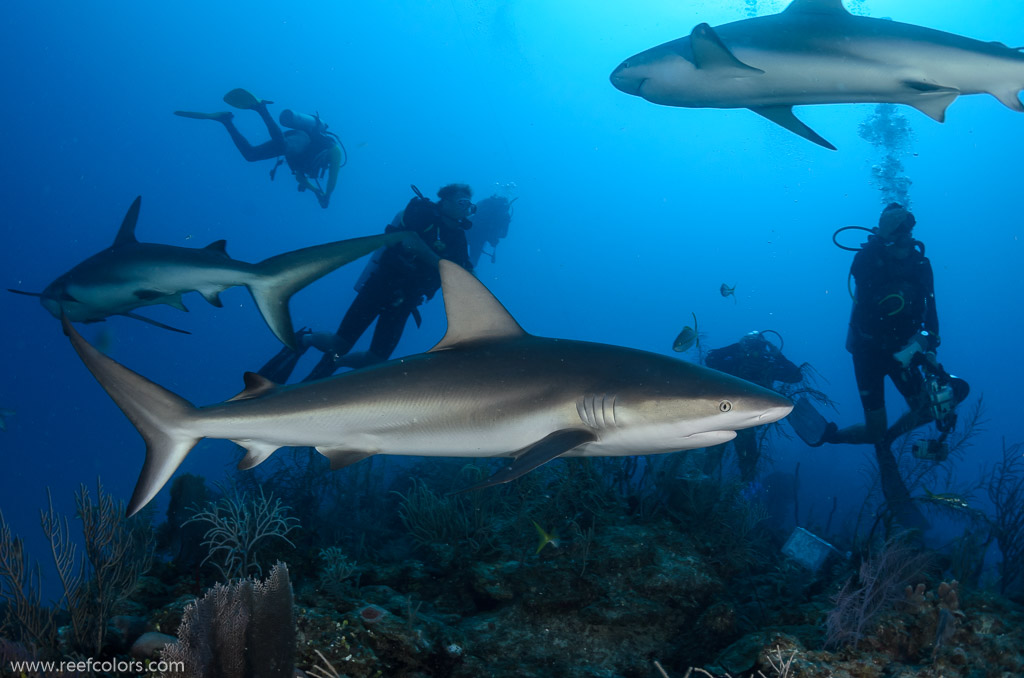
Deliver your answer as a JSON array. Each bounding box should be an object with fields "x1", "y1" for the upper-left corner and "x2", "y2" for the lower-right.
[
  {"x1": 689, "y1": 23, "x2": 764, "y2": 77},
  {"x1": 316, "y1": 448, "x2": 376, "y2": 470},
  {"x1": 203, "y1": 239, "x2": 230, "y2": 256},
  {"x1": 430, "y1": 260, "x2": 527, "y2": 351},
  {"x1": 902, "y1": 82, "x2": 960, "y2": 122},
  {"x1": 120, "y1": 311, "x2": 192, "y2": 334},
  {"x1": 459, "y1": 429, "x2": 598, "y2": 493},
  {"x1": 234, "y1": 440, "x2": 281, "y2": 470},
  {"x1": 749, "y1": 106, "x2": 837, "y2": 150},
  {"x1": 228, "y1": 372, "x2": 280, "y2": 401},
  {"x1": 112, "y1": 197, "x2": 142, "y2": 247}
]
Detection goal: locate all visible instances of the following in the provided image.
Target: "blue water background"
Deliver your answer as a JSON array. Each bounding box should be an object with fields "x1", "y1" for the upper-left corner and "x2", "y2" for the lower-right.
[{"x1": 1, "y1": 0, "x2": 1022, "y2": 580}]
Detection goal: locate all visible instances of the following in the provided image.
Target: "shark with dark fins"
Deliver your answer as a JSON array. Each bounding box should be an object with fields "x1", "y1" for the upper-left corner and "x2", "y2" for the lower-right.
[
  {"x1": 62, "y1": 260, "x2": 793, "y2": 517},
  {"x1": 610, "y1": 0, "x2": 1024, "y2": 149},
  {"x1": 9, "y1": 197, "x2": 406, "y2": 348}
]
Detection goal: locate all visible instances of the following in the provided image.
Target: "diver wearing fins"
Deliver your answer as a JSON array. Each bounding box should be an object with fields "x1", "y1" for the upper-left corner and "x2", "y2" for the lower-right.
[
  {"x1": 704, "y1": 330, "x2": 803, "y2": 482},
  {"x1": 257, "y1": 183, "x2": 476, "y2": 383},
  {"x1": 175, "y1": 88, "x2": 346, "y2": 209},
  {"x1": 791, "y1": 203, "x2": 969, "y2": 453}
]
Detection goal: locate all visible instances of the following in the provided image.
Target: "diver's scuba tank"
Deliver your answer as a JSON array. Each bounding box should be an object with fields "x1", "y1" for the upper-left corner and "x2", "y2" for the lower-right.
[{"x1": 279, "y1": 109, "x2": 324, "y2": 134}]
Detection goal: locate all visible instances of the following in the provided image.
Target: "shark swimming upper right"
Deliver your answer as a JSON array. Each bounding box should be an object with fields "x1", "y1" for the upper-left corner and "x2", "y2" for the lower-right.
[{"x1": 610, "y1": 0, "x2": 1024, "y2": 149}]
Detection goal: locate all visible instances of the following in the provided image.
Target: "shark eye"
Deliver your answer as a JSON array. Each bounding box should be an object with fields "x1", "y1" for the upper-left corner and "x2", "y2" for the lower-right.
[{"x1": 719, "y1": 400, "x2": 733, "y2": 413}]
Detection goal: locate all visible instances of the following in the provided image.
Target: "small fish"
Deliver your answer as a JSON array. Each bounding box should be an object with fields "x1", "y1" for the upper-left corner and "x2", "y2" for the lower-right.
[
  {"x1": 720, "y1": 283, "x2": 737, "y2": 303},
  {"x1": 922, "y1": 489, "x2": 970, "y2": 511},
  {"x1": 533, "y1": 521, "x2": 560, "y2": 554},
  {"x1": 0, "y1": 409, "x2": 14, "y2": 432},
  {"x1": 673, "y1": 312, "x2": 700, "y2": 353}
]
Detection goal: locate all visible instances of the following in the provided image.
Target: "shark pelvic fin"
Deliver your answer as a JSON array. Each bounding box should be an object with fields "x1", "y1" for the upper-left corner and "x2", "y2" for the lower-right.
[
  {"x1": 783, "y1": 0, "x2": 850, "y2": 15},
  {"x1": 119, "y1": 311, "x2": 192, "y2": 334},
  {"x1": 235, "y1": 440, "x2": 281, "y2": 470},
  {"x1": 902, "y1": 82, "x2": 960, "y2": 122},
  {"x1": 430, "y1": 260, "x2": 526, "y2": 352},
  {"x1": 749, "y1": 105, "x2": 837, "y2": 150},
  {"x1": 317, "y1": 449, "x2": 376, "y2": 470},
  {"x1": 113, "y1": 196, "x2": 142, "y2": 247},
  {"x1": 200, "y1": 289, "x2": 224, "y2": 307},
  {"x1": 690, "y1": 24, "x2": 764, "y2": 77},
  {"x1": 228, "y1": 372, "x2": 279, "y2": 402},
  {"x1": 993, "y1": 89, "x2": 1024, "y2": 112},
  {"x1": 458, "y1": 429, "x2": 597, "y2": 492}
]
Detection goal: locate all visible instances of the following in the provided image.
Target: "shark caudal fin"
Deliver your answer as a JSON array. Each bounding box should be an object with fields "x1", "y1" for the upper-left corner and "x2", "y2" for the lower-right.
[
  {"x1": 247, "y1": 231, "x2": 410, "y2": 349},
  {"x1": 62, "y1": 316, "x2": 200, "y2": 516}
]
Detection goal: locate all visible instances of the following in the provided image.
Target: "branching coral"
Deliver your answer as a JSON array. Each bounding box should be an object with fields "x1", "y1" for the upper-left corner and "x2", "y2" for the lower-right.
[
  {"x1": 824, "y1": 534, "x2": 932, "y2": 649},
  {"x1": 186, "y1": 487, "x2": 299, "y2": 580}
]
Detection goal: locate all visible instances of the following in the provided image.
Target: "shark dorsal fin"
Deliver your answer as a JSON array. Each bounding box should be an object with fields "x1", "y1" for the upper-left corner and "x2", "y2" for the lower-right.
[
  {"x1": 783, "y1": 0, "x2": 850, "y2": 15},
  {"x1": 429, "y1": 260, "x2": 526, "y2": 352},
  {"x1": 228, "y1": 371, "x2": 280, "y2": 402},
  {"x1": 113, "y1": 196, "x2": 142, "y2": 247},
  {"x1": 689, "y1": 24, "x2": 765, "y2": 76},
  {"x1": 204, "y1": 239, "x2": 229, "y2": 256}
]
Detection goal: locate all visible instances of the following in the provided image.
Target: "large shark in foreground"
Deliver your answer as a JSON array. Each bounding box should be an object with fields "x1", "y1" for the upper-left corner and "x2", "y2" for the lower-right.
[
  {"x1": 64, "y1": 261, "x2": 793, "y2": 516},
  {"x1": 610, "y1": 0, "x2": 1024, "y2": 149},
  {"x1": 10, "y1": 197, "x2": 405, "y2": 348}
]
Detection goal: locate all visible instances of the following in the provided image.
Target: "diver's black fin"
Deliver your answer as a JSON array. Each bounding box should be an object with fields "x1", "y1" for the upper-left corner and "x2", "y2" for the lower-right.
[
  {"x1": 789, "y1": 398, "x2": 830, "y2": 446},
  {"x1": 458, "y1": 429, "x2": 597, "y2": 492}
]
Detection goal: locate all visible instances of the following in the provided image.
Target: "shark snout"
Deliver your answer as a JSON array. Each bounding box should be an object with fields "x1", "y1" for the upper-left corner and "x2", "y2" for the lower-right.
[
  {"x1": 610, "y1": 60, "x2": 646, "y2": 96},
  {"x1": 758, "y1": 402, "x2": 794, "y2": 424}
]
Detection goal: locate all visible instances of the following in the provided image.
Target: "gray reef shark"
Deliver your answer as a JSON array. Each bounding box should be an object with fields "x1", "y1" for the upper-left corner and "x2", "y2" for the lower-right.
[
  {"x1": 10, "y1": 197, "x2": 404, "y2": 348},
  {"x1": 610, "y1": 0, "x2": 1024, "y2": 149},
  {"x1": 63, "y1": 260, "x2": 793, "y2": 516}
]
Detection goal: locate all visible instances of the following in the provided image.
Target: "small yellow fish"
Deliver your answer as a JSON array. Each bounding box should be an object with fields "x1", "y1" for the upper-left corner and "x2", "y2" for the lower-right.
[
  {"x1": 533, "y1": 521, "x2": 560, "y2": 554},
  {"x1": 923, "y1": 489, "x2": 970, "y2": 510},
  {"x1": 673, "y1": 312, "x2": 700, "y2": 353},
  {"x1": 720, "y1": 283, "x2": 737, "y2": 302}
]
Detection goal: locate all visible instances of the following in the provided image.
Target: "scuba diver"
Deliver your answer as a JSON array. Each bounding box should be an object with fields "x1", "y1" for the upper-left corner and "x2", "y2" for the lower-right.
[
  {"x1": 257, "y1": 183, "x2": 476, "y2": 383},
  {"x1": 466, "y1": 193, "x2": 516, "y2": 267},
  {"x1": 175, "y1": 88, "x2": 346, "y2": 209},
  {"x1": 704, "y1": 330, "x2": 804, "y2": 482},
  {"x1": 789, "y1": 203, "x2": 969, "y2": 528}
]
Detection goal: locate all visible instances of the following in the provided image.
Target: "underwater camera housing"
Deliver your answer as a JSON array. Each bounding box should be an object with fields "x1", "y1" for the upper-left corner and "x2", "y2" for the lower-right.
[{"x1": 912, "y1": 438, "x2": 949, "y2": 462}]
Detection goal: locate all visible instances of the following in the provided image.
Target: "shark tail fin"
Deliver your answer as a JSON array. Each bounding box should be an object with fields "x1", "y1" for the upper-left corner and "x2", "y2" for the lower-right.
[
  {"x1": 247, "y1": 232, "x2": 410, "y2": 349},
  {"x1": 62, "y1": 316, "x2": 200, "y2": 517}
]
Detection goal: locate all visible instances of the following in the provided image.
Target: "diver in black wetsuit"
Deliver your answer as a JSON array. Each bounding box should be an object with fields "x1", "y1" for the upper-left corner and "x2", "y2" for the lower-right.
[
  {"x1": 257, "y1": 183, "x2": 475, "y2": 383},
  {"x1": 817, "y1": 203, "x2": 968, "y2": 447},
  {"x1": 792, "y1": 203, "x2": 968, "y2": 531},
  {"x1": 704, "y1": 331, "x2": 803, "y2": 482},
  {"x1": 175, "y1": 88, "x2": 344, "y2": 209}
]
